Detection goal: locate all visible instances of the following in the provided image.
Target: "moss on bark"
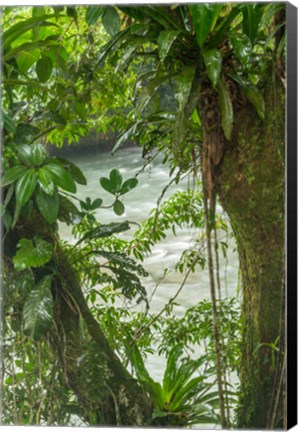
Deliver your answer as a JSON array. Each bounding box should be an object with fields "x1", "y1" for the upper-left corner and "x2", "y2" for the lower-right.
[{"x1": 214, "y1": 76, "x2": 285, "y2": 428}]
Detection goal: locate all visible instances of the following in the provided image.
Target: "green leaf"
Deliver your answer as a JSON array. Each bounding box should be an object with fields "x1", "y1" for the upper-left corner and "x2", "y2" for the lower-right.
[
  {"x1": 120, "y1": 178, "x2": 138, "y2": 195},
  {"x1": 23, "y1": 275, "x2": 53, "y2": 340},
  {"x1": 202, "y1": 49, "x2": 222, "y2": 87},
  {"x1": 58, "y1": 195, "x2": 81, "y2": 225},
  {"x1": 45, "y1": 163, "x2": 77, "y2": 193},
  {"x1": 100, "y1": 177, "x2": 114, "y2": 194},
  {"x1": 158, "y1": 30, "x2": 180, "y2": 61},
  {"x1": 16, "y1": 49, "x2": 40, "y2": 73},
  {"x1": 36, "y1": 55, "x2": 53, "y2": 83},
  {"x1": 218, "y1": 79, "x2": 233, "y2": 140},
  {"x1": 102, "y1": 7, "x2": 121, "y2": 37},
  {"x1": 76, "y1": 221, "x2": 130, "y2": 246},
  {"x1": 15, "y1": 169, "x2": 37, "y2": 207},
  {"x1": 67, "y1": 6, "x2": 77, "y2": 19},
  {"x1": 189, "y1": 4, "x2": 215, "y2": 47},
  {"x1": 1, "y1": 165, "x2": 26, "y2": 187},
  {"x1": 109, "y1": 169, "x2": 123, "y2": 191},
  {"x1": 229, "y1": 73, "x2": 265, "y2": 120},
  {"x1": 3, "y1": 14, "x2": 57, "y2": 49},
  {"x1": 174, "y1": 67, "x2": 195, "y2": 111},
  {"x1": 31, "y1": 143, "x2": 46, "y2": 165},
  {"x1": 240, "y1": 4, "x2": 262, "y2": 45},
  {"x1": 86, "y1": 6, "x2": 105, "y2": 25},
  {"x1": 91, "y1": 198, "x2": 103, "y2": 210},
  {"x1": 37, "y1": 166, "x2": 55, "y2": 195},
  {"x1": 3, "y1": 113, "x2": 16, "y2": 133},
  {"x1": 17, "y1": 144, "x2": 32, "y2": 165},
  {"x1": 13, "y1": 237, "x2": 52, "y2": 271},
  {"x1": 229, "y1": 32, "x2": 252, "y2": 67},
  {"x1": 35, "y1": 187, "x2": 59, "y2": 224},
  {"x1": 14, "y1": 123, "x2": 40, "y2": 144},
  {"x1": 53, "y1": 157, "x2": 87, "y2": 185},
  {"x1": 113, "y1": 199, "x2": 125, "y2": 216}
]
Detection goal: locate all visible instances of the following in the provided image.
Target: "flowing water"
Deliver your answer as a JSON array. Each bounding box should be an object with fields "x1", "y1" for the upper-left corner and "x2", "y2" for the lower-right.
[{"x1": 59, "y1": 146, "x2": 239, "y2": 386}]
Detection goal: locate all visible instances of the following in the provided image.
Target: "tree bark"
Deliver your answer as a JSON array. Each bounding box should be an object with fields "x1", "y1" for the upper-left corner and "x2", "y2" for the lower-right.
[
  {"x1": 213, "y1": 75, "x2": 285, "y2": 428},
  {"x1": 6, "y1": 214, "x2": 153, "y2": 426}
]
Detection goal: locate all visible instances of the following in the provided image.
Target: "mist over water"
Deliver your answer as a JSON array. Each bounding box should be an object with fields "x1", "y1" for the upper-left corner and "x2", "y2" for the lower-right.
[{"x1": 59, "y1": 146, "x2": 239, "y2": 386}]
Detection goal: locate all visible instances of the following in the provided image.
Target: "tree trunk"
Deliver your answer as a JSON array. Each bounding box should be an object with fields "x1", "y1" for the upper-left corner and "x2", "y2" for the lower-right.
[
  {"x1": 6, "y1": 214, "x2": 153, "y2": 426},
  {"x1": 214, "y1": 75, "x2": 285, "y2": 428}
]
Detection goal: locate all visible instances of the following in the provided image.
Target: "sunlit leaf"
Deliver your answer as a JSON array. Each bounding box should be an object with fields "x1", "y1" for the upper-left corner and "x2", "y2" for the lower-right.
[
  {"x1": 158, "y1": 30, "x2": 180, "y2": 61},
  {"x1": 13, "y1": 237, "x2": 52, "y2": 271}
]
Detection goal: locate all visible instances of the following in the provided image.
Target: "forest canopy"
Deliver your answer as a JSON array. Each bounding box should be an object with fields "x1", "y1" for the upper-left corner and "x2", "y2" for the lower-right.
[{"x1": 1, "y1": 3, "x2": 285, "y2": 429}]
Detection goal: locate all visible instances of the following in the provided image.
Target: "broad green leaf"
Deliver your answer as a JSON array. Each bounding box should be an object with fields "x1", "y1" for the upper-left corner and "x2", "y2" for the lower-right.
[
  {"x1": 54, "y1": 157, "x2": 87, "y2": 185},
  {"x1": 35, "y1": 187, "x2": 59, "y2": 224},
  {"x1": 206, "y1": 6, "x2": 241, "y2": 50},
  {"x1": 229, "y1": 32, "x2": 252, "y2": 67},
  {"x1": 113, "y1": 199, "x2": 125, "y2": 216},
  {"x1": 86, "y1": 6, "x2": 105, "y2": 25},
  {"x1": 13, "y1": 237, "x2": 52, "y2": 271},
  {"x1": 67, "y1": 6, "x2": 77, "y2": 19},
  {"x1": 136, "y1": 72, "x2": 170, "y2": 115},
  {"x1": 16, "y1": 49, "x2": 40, "y2": 73},
  {"x1": 45, "y1": 163, "x2": 77, "y2": 193},
  {"x1": 158, "y1": 30, "x2": 180, "y2": 61},
  {"x1": 36, "y1": 55, "x2": 53, "y2": 83},
  {"x1": 3, "y1": 113, "x2": 16, "y2": 133},
  {"x1": 3, "y1": 15, "x2": 57, "y2": 49},
  {"x1": 100, "y1": 177, "x2": 114, "y2": 194},
  {"x1": 218, "y1": 79, "x2": 233, "y2": 140},
  {"x1": 1, "y1": 165, "x2": 26, "y2": 187},
  {"x1": 102, "y1": 7, "x2": 121, "y2": 37},
  {"x1": 174, "y1": 67, "x2": 195, "y2": 111},
  {"x1": 17, "y1": 144, "x2": 32, "y2": 165},
  {"x1": 91, "y1": 198, "x2": 103, "y2": 210},
  {"x1": 23, "y1": 275, "x2": 54, "y2": 340},
  {"x1": 189, "y1": 4, "x2": 215, "y2": 47},
  {"x1": 120, "y1": 178, "x2": 138, "y2": 195},
  {"x1": 202, "y1": 49, "x2": 222, "y2": 87},
  {"x1": 75, "y1": 221, "x2": 130, "y2": 245},
  {"x1": 37, "y1": 166, "x2": 55, "y2": 195},
  {"x1": 15, "y1": 169, "x2": 37, "y2": 207},
  {"x1": 109, "y1": 169, "x2": 123, "y2": 191},
  {"x1": 31, "y1": 143, "x2": 46, "y2": 166}
]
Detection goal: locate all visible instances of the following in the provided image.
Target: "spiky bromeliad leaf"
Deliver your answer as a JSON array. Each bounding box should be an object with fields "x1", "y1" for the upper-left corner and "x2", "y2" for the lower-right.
[
  {"x1": 174, "y1": 66, "x2": 196, "y2": 111},
  {"x1": 218, "y1": 79, "x2": 234, "y2": 140},
  {"x1": 158, "y1": 30, "x2": 180, "y2": 61},
  {"x1": 23, "y1": 275, "x2": 54, "y2": 340},
  {"x1": 189, "y1": 4, "x2": 222, "y2": 48},
  {"x1": 202, "y1": 48, "x2": 222, "y2": 87},
  {"x1": 13, "y1": 237, "x2": 52, "y2": 271},
  {"x1": 229, "y1": 73, "x2": 265, "y2": 120}
]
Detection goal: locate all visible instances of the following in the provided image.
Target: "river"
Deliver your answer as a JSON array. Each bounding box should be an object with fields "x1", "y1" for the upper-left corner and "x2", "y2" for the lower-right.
[{"x1": 59, "y1": 146, "x2": 239, "y2": 387}]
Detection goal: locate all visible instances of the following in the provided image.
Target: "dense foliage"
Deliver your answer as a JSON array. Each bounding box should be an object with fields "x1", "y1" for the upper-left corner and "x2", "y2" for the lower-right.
[{"x1": 1, "y1": 3, "x2": 285, "y2": 429}]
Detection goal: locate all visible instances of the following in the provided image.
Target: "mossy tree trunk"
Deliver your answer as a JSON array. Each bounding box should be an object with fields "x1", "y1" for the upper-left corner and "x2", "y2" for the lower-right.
[
  {"x1": 5, "y1": 214, "x2": 153, "y2": 426},
  {"x1": 213, "y1": 76, "x2": 285, "y2": 428}
]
